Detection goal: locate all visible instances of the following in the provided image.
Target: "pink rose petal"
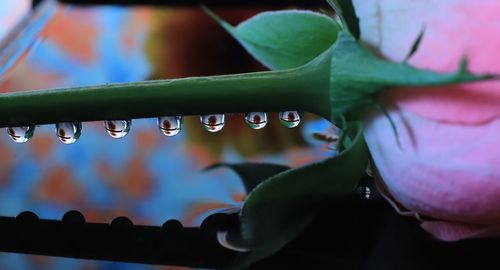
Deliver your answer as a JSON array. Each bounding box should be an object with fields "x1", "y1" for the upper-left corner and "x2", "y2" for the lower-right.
[
  {"x1": 364, "y1": 107, "x2": 500, "y2": 230},
  {"x1": 421, "y1": 221, "x2": 500, "y2": 242},
  {"x1": 354, "y1": 0, "x2": 500, "y2": 124},
  {"x1": 356, "y1": 0, "x2": 500, "y2": 241}
]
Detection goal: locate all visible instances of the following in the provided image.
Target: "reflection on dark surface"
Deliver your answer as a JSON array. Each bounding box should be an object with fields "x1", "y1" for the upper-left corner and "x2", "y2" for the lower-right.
[{"x1": 0, "y1": 1, "x2": 333, "y2": 269}]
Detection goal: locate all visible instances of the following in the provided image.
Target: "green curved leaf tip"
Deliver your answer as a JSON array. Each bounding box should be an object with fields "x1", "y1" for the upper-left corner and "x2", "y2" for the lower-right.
[
  {"x1": 203, "y1": 6, "x2": 340, "y2": 70},
  {"x1": 227, "y1": 121, "x2": 369, "y2": 269}
]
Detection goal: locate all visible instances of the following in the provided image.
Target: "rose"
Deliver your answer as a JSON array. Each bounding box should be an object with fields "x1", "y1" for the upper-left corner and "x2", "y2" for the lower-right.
[{"x1": 353, "y1": 0, "x2": 500, "y2": 241}]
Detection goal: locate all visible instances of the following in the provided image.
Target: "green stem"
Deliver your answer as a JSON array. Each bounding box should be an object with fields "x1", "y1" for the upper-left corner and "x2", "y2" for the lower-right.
[{"x1": 0, "y1": 56, "x2": 331, "y2": 128}]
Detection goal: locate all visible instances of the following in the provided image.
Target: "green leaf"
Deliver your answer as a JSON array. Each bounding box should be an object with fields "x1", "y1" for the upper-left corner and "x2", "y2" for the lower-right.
[
  {"x1": 203, "y1": 7, "x2": 340, "y2": 70},
  {"x1": 204, "y1": 163, "x2": 290, "y2": 193},
  {"x1": 328, "y1": 32, "x2": 496, "y2": 119},
  {"x1": 226, "y1": 121, "x2": 369, "y2": 269}
]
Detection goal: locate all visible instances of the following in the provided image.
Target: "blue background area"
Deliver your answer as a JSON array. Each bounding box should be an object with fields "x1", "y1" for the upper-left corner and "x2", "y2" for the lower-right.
[{"x1": 0, "y1": 2, "x2": 334, "y2": 269}]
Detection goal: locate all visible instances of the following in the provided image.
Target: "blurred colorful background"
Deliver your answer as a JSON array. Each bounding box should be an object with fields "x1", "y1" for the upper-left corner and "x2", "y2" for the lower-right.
[{"x1": 0, "y1": 1, "x2": 333, "y2": 269}]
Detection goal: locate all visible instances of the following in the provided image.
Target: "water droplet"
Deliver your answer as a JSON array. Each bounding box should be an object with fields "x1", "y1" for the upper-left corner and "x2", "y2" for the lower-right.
[
  {"x1": 55, "y1": 122, "x2": 82, "y2": 144},
  {"x1": 245, "y1": 112, "x2": 268, "y2": 130},
  {"x1": 359, "y1": 186, "x2": 371, "y2": 199},
  {"x1": 104, "y1": 120, "x2": 131, "y2": 139},
  {"x1": 279, "y1": 111, "x2": 300, "y2": 128},
  {"x1": 7, "y1": 126, "x2": 35, "y2": 143},
  {"x1": 157, "y1": 116, "x2": 182, "y2": 136},
  {"x1": 200, "y1": 114, "x2": 225, "y2": 133}
]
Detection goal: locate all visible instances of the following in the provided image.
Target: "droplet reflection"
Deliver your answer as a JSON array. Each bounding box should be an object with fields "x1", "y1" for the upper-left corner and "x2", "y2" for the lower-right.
[
  {"x1": 245, "y1": 112, "x2": 268, "y2": 130},
  {"x1": 7, "y1": 126, "x2": 35, "y2": 143},
  {"x1": 158, "y1": 116, "x2": 182, "y2": 136},
  {"x1": 104, "y1": 120, "x2": 131, "y2": 139},
  {"x1": 279, "y1": 111, "x2": 300, "y2": 128},
  {"x1": 200, "y1": 114, "x2": 225, "y2": 133},
  {"x1": 55, "y1": 122, "x2": 82, "y2": 144}
]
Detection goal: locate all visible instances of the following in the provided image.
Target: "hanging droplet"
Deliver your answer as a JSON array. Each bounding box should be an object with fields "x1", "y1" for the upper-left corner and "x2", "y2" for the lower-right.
[
  {"x1": 104, "y1": 120, "x2": 131, "y2": 139},
  {"x1": 200, "y1": 114, "x2": 225, "y2": 133},
  {"x1": 245, "y1": 112, "x2": 268, "y2": 130},
  {"x1": 158, "y1": 116, "x2": 182, "y2": 136},
  {"x1": 359, "y1": 185, "x2": 371, "y2": 199},
  {"x1": 7, "y1": 126, "x2": 35, "y2": 143},
  {"x1": 55, "y1": 122, "x2": 82, "y2": 144},
  {"x1": 279, "y1": 111, "x2": 300, "y2": 128}
]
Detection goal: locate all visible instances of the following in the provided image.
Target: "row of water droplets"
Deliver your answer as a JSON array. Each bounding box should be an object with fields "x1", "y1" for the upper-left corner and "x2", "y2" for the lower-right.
[{"x1": 6, "y1": 111, "x2": 301, "y2": 144}]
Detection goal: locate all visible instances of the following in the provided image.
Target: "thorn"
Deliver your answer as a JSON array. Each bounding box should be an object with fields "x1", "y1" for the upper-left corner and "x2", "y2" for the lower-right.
[
  {"x1": 200, "y1": 5, "x2": 234, "y2": 33},
  {"x1": 404, "y1": 25, "x2": 425, "y2": 62},
  {"x1": 373, "y1": 102, "x2": 402, "y2": 149},
  {"x1": 459, "y1": 57, "x2": 469, "y2": 73}
]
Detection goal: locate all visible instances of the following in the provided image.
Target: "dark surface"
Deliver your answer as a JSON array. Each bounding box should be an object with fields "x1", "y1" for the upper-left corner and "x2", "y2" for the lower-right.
[
  {"x1": 252, "y1": 180, "x2": 498, "y2": 270},
  {"x1": 0, "y1": 211, "x2": 237, "y2": 269},
  {"x1": 0, "y1": 180, "x2": 498, "y2": 269}
]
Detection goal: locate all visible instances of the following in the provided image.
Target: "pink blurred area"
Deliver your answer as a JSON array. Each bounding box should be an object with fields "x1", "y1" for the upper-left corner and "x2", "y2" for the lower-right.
[{"x1": 0, "y1": 0, "x2": 30, "y2": 42}]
